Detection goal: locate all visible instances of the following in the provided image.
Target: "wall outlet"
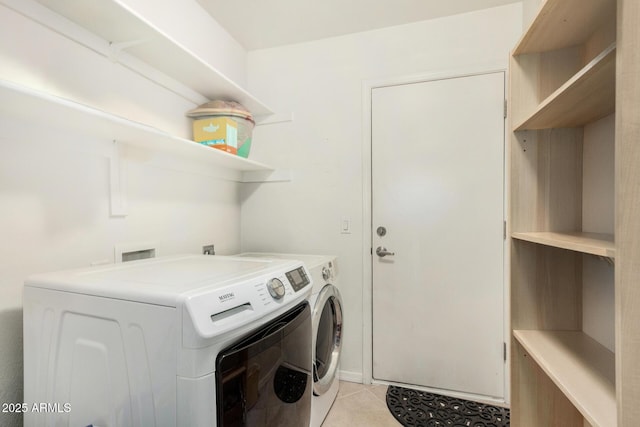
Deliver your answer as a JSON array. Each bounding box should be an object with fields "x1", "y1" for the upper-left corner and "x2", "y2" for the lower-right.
[{"x1": 203, "y1": 244, "x2": 215, "y2": 255}]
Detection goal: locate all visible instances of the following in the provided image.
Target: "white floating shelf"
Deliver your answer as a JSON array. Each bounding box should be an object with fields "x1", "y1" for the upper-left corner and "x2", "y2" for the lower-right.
[
  {"x1": 0, "y1": 79, "x2": 274, "y2": 174},
  {"x1": 514, "y1": 330, "x2": 616, "y2": 427},
  {"x1": 31, "y1": 0, "x2": 274, "y2": 117}
]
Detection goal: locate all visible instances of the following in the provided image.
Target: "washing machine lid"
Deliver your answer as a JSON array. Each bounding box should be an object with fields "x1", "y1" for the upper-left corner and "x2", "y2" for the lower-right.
[{"x1": 25, "y1": 255, "x2": 306, "y2": 307}]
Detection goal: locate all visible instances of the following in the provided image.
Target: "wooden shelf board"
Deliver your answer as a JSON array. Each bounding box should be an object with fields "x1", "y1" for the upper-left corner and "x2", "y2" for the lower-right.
[
  {"x1": 33, "y1": 0, "x2": 273, "y2": 116},
  {"x1": 511, "y1": 231, "x2": 615, "y2": 258},
  {"x1": 0, "y1": 79, "x2": 273, "y2": 174},
  {"x1": 513, "y1": 330, "x2": 616, "y2": 427},
  {"x1": 513, "y1": 0, "x2": 616, "y2": 55},
  {"x1": 514, "y1": 43, "x2": 616, "y2": 131}
]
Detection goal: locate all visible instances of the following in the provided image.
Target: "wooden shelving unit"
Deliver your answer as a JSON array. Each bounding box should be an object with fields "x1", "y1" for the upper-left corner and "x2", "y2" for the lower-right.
[{"x1": 509, "y1": 0, "x2": 640, "y2": 425}]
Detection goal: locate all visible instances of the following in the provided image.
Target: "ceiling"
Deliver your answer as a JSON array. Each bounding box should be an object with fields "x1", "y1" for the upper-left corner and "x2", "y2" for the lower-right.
[{"x1": 197, "y1": 0, "x2": 521, "y2": 50}]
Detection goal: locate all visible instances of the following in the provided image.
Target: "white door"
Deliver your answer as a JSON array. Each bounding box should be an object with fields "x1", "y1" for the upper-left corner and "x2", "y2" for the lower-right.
[{"x1": 371, "y1": 72, "x2": 505, "y2": 398}]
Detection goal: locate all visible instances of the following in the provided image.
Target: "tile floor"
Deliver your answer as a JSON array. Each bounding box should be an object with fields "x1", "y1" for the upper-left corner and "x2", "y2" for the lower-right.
[{"x1": 321, "y1": 381, "x2": 400, "y2": 426}]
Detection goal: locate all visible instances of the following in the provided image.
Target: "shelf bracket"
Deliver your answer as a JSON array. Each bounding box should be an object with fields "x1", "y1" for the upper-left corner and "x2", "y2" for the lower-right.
[
  {"x1": 254, "y1": 113, "x2": 294, "y2": 126},
  {"x1": 110, "y1": 140, "x2": 128, "y2": 217},
  {"x1": 240, "y1": 169, "x2": 292, "y2": 183},
  {"x1": 108, "y1": 39, "x2": 152, "y2": 63},
  {"x1": 598, "y1": 256, "x2": 615, "y2": 267}
]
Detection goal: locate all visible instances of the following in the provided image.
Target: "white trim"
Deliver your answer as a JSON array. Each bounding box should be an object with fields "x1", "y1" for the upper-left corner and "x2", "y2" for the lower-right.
[
  {"x1": 503, "y1": 68, "x2": 512, "y2": 405},
  {"x1": 361, "y1": 77, "x2": 374, "y2": 385},
  {"x1": 338, "y1": 370, "x2": 364, "y2": 384},
  {"x1": 361, "y1": 65, "x2": 510, "y2": 393},
  {"x1": 363, "y1": 64, "x2": 509, "y2": 91}
]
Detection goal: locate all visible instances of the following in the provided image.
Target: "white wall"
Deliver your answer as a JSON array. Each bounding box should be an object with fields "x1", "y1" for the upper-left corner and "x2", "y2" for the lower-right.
[
  {"x1": 0, "y1": 2, "x2": 247, "y2": 426},
  {"x1": 521, "y1": 0, "x2": 541, "y2": 28},
  {"x1": 242, "y1": 3, "x2": 523, "y2": 380}
]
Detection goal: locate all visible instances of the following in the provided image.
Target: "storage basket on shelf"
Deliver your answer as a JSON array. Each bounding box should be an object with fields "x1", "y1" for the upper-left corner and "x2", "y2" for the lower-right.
[{"x1": 186, "y1": 100, "x2": 255, "y2": 158}]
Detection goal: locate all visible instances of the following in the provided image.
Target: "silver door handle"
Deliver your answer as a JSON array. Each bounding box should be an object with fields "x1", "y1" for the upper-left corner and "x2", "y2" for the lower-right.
[{"x1": 376, "y1": 246, "x2": 395, "y2": 257}]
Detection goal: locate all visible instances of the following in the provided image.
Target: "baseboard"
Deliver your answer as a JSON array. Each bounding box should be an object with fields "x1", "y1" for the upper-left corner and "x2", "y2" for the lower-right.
[{"x1": 338, "y1": 370, "x2": 363, "y2": 383}]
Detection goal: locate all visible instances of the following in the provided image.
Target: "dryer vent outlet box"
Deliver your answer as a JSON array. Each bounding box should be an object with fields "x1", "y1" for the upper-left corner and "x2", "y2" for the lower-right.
[
  {"x1": 115, "y1": 242, "x2": 158, "y2": 263},
  {"x1": 122, "y1": 248, "x2": 155, "y2": 262}
]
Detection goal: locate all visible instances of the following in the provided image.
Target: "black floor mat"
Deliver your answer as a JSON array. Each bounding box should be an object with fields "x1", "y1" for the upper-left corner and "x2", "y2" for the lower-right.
[{"x1": 386, "y1": 385, "x2": 510, "y2": 427}]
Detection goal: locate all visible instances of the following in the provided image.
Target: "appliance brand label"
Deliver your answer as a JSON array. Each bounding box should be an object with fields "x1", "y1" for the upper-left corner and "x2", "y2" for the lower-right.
[{"x1": 218, "y1": 292, "x2": 235, "y2": 302}]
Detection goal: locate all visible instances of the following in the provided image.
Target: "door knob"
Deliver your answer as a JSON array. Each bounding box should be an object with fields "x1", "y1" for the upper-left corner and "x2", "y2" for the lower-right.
[{"x1": 376, "y1": 246, "x2": 395, "y2": 257}]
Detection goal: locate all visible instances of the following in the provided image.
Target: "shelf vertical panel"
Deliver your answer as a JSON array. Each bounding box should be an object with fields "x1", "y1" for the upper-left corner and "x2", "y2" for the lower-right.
[
  {"x1": 511, "y1": 242, "x2": 582, "y2": 332},
  {"x1": 616, "y1": 0, "x2": 640, "y2": 424},
  {"x1": 511, "y1": 128, "x2": 583, "y2": 234}
]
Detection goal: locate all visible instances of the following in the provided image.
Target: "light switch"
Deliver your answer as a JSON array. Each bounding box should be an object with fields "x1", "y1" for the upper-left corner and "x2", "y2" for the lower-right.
[{"x1": 341, "y1": 217, "x2": 351, "y2": 234}]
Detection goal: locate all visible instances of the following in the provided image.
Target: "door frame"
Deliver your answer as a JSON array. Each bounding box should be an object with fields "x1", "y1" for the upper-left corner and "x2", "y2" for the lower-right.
[{"x1": 360, "y1": 65, "x2": 511, "y2": 404}]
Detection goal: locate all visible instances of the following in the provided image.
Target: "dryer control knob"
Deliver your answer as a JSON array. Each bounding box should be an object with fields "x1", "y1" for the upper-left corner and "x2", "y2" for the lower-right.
[
  {"x1": 322, "y1": 266, "x2": 331, "y2": 281},
  {"x1": 266, "y1": 278, "x2": 286, "y2": 300}
]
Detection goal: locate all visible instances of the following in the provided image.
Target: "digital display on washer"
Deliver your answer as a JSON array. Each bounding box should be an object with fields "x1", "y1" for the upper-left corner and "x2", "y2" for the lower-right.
[{"x1": 285, "y1": 267, "x2": 310, "y2": 292}]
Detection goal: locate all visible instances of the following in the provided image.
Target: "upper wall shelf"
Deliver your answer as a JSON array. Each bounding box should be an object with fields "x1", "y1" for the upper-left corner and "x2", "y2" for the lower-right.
[
  {"x1": 514, "y1": 43, "x2": 616, "y2": 131},
  {"x1": 0, "y1": 79, "x2": 274, "y2": 175},
  {"x1": 513, "y1": 0, "x2": 616, "y2": 55},
  {"x1": 31, "y1": 0, "x2": 273, "y2": 117}
]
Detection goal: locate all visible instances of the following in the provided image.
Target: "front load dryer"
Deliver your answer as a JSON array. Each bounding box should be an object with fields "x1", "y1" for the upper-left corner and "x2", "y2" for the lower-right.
[
  {"x1": 237, "y1": 253, "x2": 343, "y2": 427},
  {"x1": 23, "y1": 255, "x2": 314, "y2": 427}
]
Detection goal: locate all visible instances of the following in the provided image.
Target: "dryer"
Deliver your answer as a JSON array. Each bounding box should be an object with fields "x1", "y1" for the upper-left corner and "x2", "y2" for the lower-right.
[
  {"x1": 23, "y1": 255, "x2": 314, "y2": 427},
  {"x1": 238, "y1": 253, "x2": 343, "y2": 427}
]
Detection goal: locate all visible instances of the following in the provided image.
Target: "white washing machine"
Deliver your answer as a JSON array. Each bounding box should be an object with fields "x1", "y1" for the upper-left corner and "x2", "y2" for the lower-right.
[
  {"x1": 23, "y1": 255, "x2": 314, "y2": 427},
  {"x1": 238, "y1": 253, "x2": 343, "y2": 427}
]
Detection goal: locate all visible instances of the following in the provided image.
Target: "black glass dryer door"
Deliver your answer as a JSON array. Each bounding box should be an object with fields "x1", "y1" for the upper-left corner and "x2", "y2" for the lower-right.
[{"x1": 216, "y1": 302, "x2": 312, "y2": 427}]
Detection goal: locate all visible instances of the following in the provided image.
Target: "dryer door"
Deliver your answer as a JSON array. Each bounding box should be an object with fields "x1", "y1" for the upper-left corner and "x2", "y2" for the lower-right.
[
  {"x1": 312, "y1": 285, "x2": 343, "y2": 396},
  {"x1": 216, "y1": 302, "x2": 312, "y2": 427}
]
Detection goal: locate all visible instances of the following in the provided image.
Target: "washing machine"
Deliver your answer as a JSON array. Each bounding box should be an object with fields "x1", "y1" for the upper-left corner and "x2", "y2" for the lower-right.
[
  {"x1": 23, "y1": 255, "x2": 314, "y2": 427},
  {"x1": 237, "y1": 253, "x2": 343, "y2": 427}
]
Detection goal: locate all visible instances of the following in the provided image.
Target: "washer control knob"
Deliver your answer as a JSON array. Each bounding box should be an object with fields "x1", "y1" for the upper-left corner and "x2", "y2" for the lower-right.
[
  {"x1": 266, "y1": 278, "x2": 286, "y2": 300},
  {"x1": 322, "y1": 266, "x2": 331, "y2": 281}
]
